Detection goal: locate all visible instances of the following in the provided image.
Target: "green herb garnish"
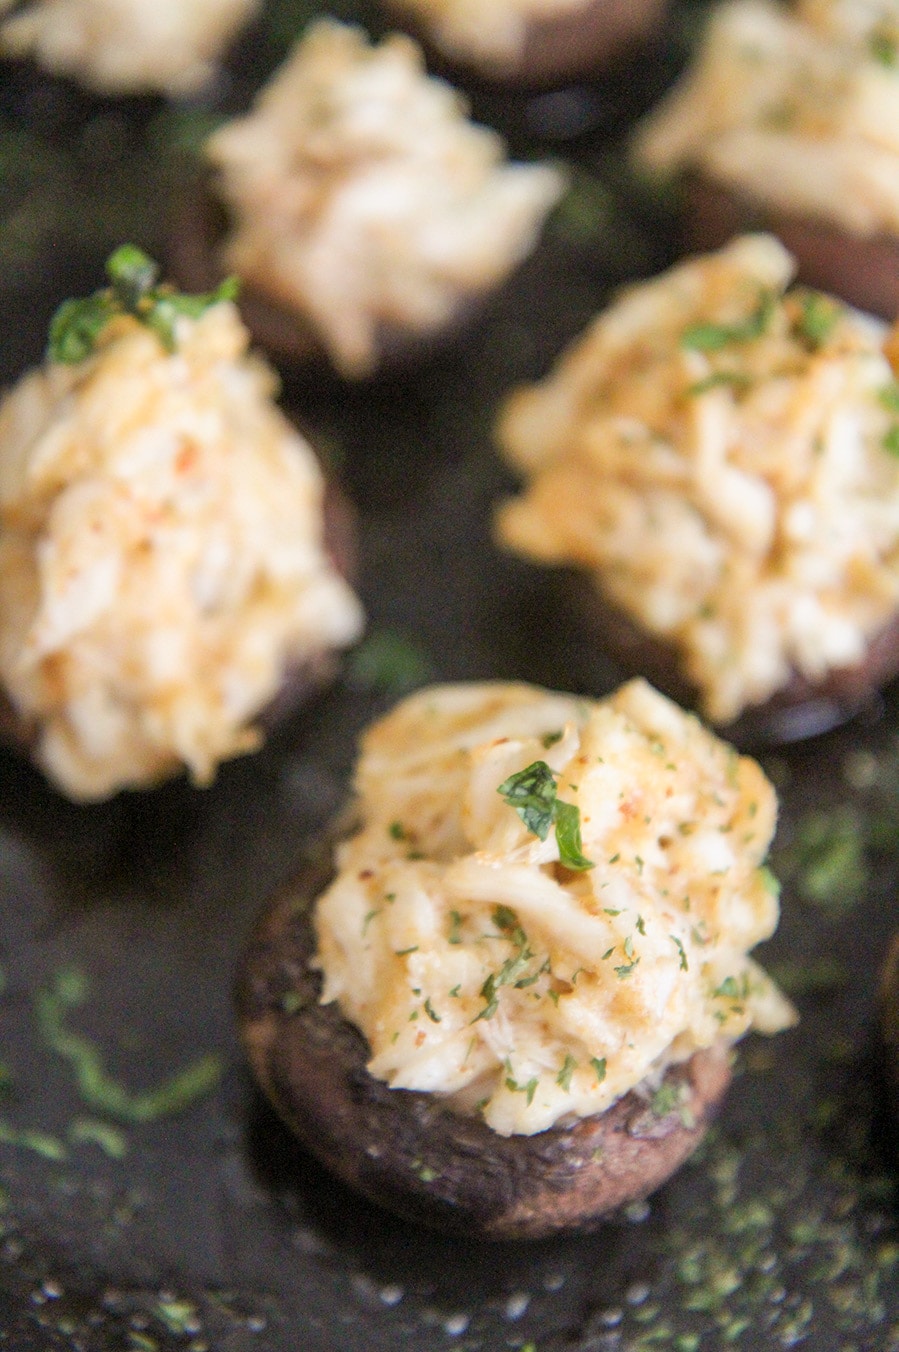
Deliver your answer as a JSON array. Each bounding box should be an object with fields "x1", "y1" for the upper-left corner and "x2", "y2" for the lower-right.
[
  {"x1": 870, "y1": 27, "x2": 898, "y2": 65},
  {"x1": 36, "y1": 969, "x2": 223, "y2": 1123},
  {"x1": 497, "y1": 760, "x2": 594, "y2": 870},
  {"x1": 591, "y1": 1056, "x2": 607, "y2": 1083},
  {"x1": 346, "y1": 628, "x2": 434, "y2": 694},
  {"x1": 48, "y1": 244, "x2": 238, "y2": 364},
  {"x1": 883, "y1": 426, "x2": 899, "y2": 457},
  {"x1": 794, "y1": 289, "x2": 841, "y2": 348},
  {"x1": 556, "y1": 1053, "x2": 577, "y2": 1092},
  {"x1": 687, "y1": 370, "x2": 753, "y2": 397},
  {"x1": 681, "y1": 292, "x2": 775, "y2": 352},
  {"x1": 670, "y1": 934, "x2": 689, "y2": 971},
  {"x1": 506, "y1": 1075, "x2": 539, "y2": 1106}
]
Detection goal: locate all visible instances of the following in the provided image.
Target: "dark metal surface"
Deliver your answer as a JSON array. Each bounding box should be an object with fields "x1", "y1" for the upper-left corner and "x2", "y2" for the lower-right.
[{"x1": 0, "y1": 3, "x2": 897, "y2": 1347}]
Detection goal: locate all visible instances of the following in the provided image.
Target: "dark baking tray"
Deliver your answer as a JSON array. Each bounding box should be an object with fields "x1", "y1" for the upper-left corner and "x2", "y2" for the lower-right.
[{"x1": 0, "y1": 3, "x2": 897, "y2": 1347}]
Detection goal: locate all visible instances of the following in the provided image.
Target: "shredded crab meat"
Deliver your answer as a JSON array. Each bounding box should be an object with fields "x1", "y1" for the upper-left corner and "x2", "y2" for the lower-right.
[
  {"x1": 494, "y1": 234, "x2": 899, "y2": 723},
  {"x1": 0, "y1": 303, "x2": 364, "y2": 800},
  {"x1": 206, "y1": 20, "x2": 565, "y2": 377},
  {"x1": 634, "y1": 0, "x2": 899, "y2": 238},
  {"x1": 0, "y1": 0, "x2": 259, "y2": 95},
  {"x1": 314, "y1": 678, "x2": 794, "y2": 1137}
]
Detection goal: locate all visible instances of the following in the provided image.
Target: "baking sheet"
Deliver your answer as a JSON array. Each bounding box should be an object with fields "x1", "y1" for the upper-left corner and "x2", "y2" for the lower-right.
[{"x1": 0, "y1": 3, "x2": 897, "y2": 1347}]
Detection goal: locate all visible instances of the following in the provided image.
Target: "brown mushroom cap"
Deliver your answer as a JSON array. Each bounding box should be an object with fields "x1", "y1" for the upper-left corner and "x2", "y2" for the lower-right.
[
  {"x1": 235, "y1": 843, "x2": 733, "y2": 1240},
  {"x1": 683, "y1": 174, "x2": 899, "y2": 322},
  {"x1": 566, "y1": 570, "x2": 899, "y2": 747},
  {"x1": 383, "y1": 0, "x2": 667, "y2": 89},
  {"x1": 879, "y1": 931, "x2": 899, "y2": 1119}
]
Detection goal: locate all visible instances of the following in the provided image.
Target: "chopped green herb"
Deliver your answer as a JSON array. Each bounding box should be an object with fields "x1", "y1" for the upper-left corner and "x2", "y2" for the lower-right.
[
  {"x1": 636, "y1": 915, "x2": 647, "y2": 936},
  {"x1": 793, "y1": 289, "x2": 841, "y2": 347},
  {"x1": 879, "y1": 380, "x2": 899, "y2": 413},
  {"x1": 0, "y1": 1120, "x2": 67, "y2": 1160},
  {"x1": 280, "y1": 990, "x2": 304, "y2": 1016},
  {"x1": 506, "y1": 1075, "x2": 539, "y2": 1106},
  {"x1": 48, "y1": 244, "x2": 238, "y2": 363},
  {"x1": 496, "y1": 760, "x2": 594, "y2": 870},
  {"x1": 651, "y1": 1081, "x2": 682, "y2": 1118},
  {"x1": 776, "y1": 805, "x2": 866, "y2": 912},
  {"x1": 681, "y1": 292, "x2": 774, "y2": 352},
  {"x1": 615, "y1": 959, "x2": 640, "y2": 978},
  {"x1": 68, "y1": 1117, "x2": 129, "y2": 1159},
  {"x1": 714, "y1": 974, "x2": 751, "y2": 1002},
  {"x1": 36, "y1": 969, "x2": 222, "y2": 1123},
  {"x1": 601, "y1": 947, "x2": 615, "y2": 961},
  {"x1": 346, "y1": 628, "x2": 434, "y2": 694},
  {"x1": 624, "y1": 934, "x2": 636, "y2": 960},
  {"x1": 473, "y1": 974, "x2": 499, "y2": 1022},
  {"x1": 492, "y1": 904, "x2": 518, "y2": 932},
  {"x1": 395, "y1": 945, "x2": 419, "y2": 956},
  {"x1": 687, "y1": 370, "x2": 753, "y2": 396},
  {"x1": 496, "y1": 759, "x2": 558, "y2": 839},
  {"x1": 870, "y1": 27, "x2": 898, "y2": 64},
  {"x1": 362, "y1": 908, "x2": 380, "y2": 935},
  {"x1": 449, "y1": 985, "x2": 461, "y2": 998},
  {"x1": 388, "y1": 820, "x2": 407, "y2": 841},
  {"x1": 154, "y1": 1299, "x2": 199, "y2": 1337},
  {"x1": 542, "y1": 729, "x2": 563, "y2": 748},
  {"x1": 554, "y1": 799, "x2": 594, "y2": 871},
  {"x1": 670, "y1": 934, "x2": 689, "y2": 971},
  {"x1": 423, "y1": 997, "x2": 441, "y2": 1023},
  {"x1": 448, "y1": 910, "x2": 464, "y2": 944},
  {"x1": 556, "y1": 1054, "x2": 577, "y2": 1091},
  {"x1": 767, "y1": 956, "x2": 849, "y2": 997},
  {"x1": 591, "y1": 1056, "x2": 607, "y2": 1083}
]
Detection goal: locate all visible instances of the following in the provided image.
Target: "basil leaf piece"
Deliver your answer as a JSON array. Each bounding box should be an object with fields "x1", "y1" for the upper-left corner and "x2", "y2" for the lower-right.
[
  {"x1": 47, "y1": 246, "x2": 241, "y2": 364},
  {"x1": 553, "y1": 799, "x2": 594, "y2": 871},
  {"x1": 681, "y1": 291, "x2": 775, "y2": 352},
  {"x1": 795, "y1": 290, "x2": 840, "y2": 348},
  {"x1": 497, "y1": 760, "x2": 557, "y2": 840},
  {"x1": 497, "y1": 760, "x2": 594, "y2": 869},
  {"x1": 48, "y1": 295, "x2": 117, "y2": 365},
  {"x1": 106, "y1": 243, "x2": 159, "y2": 309}
]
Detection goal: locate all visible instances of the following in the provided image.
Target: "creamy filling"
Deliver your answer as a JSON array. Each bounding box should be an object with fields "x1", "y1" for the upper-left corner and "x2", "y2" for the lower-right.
[
  {"x1": 634, "y1": 0, "x2": 899, "y2": 238},
  {"x1": 314, "y1": 679, "x2": 794, "y2": 1137},
  {"x1": 206, "y1": 20, "x2": 565, "y2": 377},
  {"x1": 495, "y1": 235, "x2": 899, "y2": 723},
  {"x1": 0, "y1": 0, "x2": 259, "y2": 95},
  {"x1": 0, "y1": 303, "x2": 364, "y2": 800}
]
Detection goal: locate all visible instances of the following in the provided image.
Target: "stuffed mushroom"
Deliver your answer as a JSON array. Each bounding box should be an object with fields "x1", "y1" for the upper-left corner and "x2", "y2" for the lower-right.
[
  {"x1": 495, "y1": 234, "x2": 899, "y2": 743},
  {"x1": 0, "y1": 246, "x2": 363, "y2": 800},
  {"x1": 237, "y1": 677, "x2": 795, "y2": 1238},
  {"x1": 632, "y1": 0, "x2": 899, "y2": 318},
  {"x1": 180, "y1": 20, "x2": 565, "y2": 379}
]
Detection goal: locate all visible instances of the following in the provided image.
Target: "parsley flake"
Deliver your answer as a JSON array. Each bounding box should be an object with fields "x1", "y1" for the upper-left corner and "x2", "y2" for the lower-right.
[
  {"x1": 48, "y1": 245, "x2": 238, "y2": 363},
  {"x1": 680, "y1": 291, "x2": 774, "y2": 352},
  {"x1": 556, "y1": 1054, "x2": 577, "y2": 1092}
]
